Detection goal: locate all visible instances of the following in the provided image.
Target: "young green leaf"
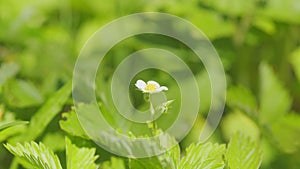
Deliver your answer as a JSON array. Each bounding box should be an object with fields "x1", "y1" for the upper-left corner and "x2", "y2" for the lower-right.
[
  {"x1": 59, "y1": 107, "x2": 89, "y2": 139},
  {"x1": 101, "y1": 157, "x2": 125, "y2": 169},
  {"x1": 127, "y1": 134, "x2": 180, "y2": 169},
  {"x1": 226, "y1": 133, "x2": 262, "y2": 169},
  {"x1": 179, "y1": 142, "x2": 225, "y2": 169},
  {"x1": 0, "y1": 108, "x2": 28, "y2": 142},
  {"x1": 129, "y1": 143, "x2": 180, "y2": 169},
  {"x1": 271, "y1": 113, "x2": 300, "y2": 153},
  {"x1": 259, "y1": 63, "x2": 292, "y2": 123},
  {"x1": 166, "y1": 141, "x2": 180, "y2": 168},
  {"x1": 42, "y1": 132, "x2": 66, "y2": 152},
  {"x1": 157, "y1": 100, "x2": 174, "y2": 114},
  {"x1": 13, "y1": 81, "x2": 72, "y2": 142},
  {"x1": 0, "y1": 125, "x2": 27, "y2": 142},
  {"x1": 221, "y1": 110, "x2": 260, "y2": 141},
  {"x1": 66, "y1": 137, "x2": 99, "y2": 169},
  {"x1": 227, "y1": 85, "x2": 258, "y2": 117},
  {"x1": 4, "y1": 142, "x2": 63, "y2": 169},
  {"x1": 129, "y1": 156, "x2": 166, "y2": 169},
  {"x1": 0, "y1": 121, "x2": 28, "y2": 131},
  {"x1": 0, "y1": 62, "x2": 19, "y2": 86},
  {"x1": 290, "y1": 47, "x2": 300, "y2": 81},
  {"x1": 4, "y1": 80, "x2": 44, "y2": 108}
]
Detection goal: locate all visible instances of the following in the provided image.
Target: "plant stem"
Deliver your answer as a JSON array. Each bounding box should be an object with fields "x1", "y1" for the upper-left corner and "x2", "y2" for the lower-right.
[{"x1": 149, "y1": 94, "x2": 157, "y2": 136}]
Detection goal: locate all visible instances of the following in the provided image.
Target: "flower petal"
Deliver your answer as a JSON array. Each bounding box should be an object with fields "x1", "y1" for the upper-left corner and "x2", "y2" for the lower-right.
[
  {"x1": 147, "y1": 80, "x2": 160, "y2": 88},
  {"x1": 160, "y1": 86, "x2": 168, "y2": 91},
  {"x1": 135, "y1": 80, "x2": 146, "y2": 90},
  {"x1": 156, "y1": 86, "x2": 168, "y2": 92}
]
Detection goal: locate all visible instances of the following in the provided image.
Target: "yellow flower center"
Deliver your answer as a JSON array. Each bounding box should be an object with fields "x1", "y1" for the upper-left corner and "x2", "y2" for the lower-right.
[{"x1": 145, "y1": 84, "x2": 157, "y2": 91}]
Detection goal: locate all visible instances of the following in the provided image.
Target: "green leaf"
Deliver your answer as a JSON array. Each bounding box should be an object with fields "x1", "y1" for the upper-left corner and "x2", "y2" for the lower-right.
[
  {"x1": 259, "y1": 63, "x2": 292, "y2": 123},
  {"x1": 201, "y1": 0, "x2": 256, "y2": 17},
  {"x1": 156, "y1": 100, "x2": 174, "y2": 114},
  {"x1": 166, "y1": 141, "x2": 180, "y2": 168},
  {"x1": 0, "y1": 125, "x2": 26, "y2": 142},
  {"x1": 0, "y1": 121, "x2": 28, "y2": 131},
  {"x1": 42, "y1": 132, "x2": 66, "y2": 152},
  {"x1": 129, "y1": 156, "x2": 166, "y2": 169},
  {"x1": 129, "y1": 144, "x2": 180, "y2": 169},
  {"x1": 4, "y1": 80, "x2": 44, "y2": 108},
  {"x1": 271, "y1": 113, "x2": 300, "y2": 153},
  {"x1": 101, "y1": 157, "x2": 126, "y2": 169},
  {"x1": 4, "y1": 142, "x2": 63, "y2": 169},
  {"x1": 226, "y1": 133, "x2": 262, "y2": 169},
  {"x1": 66, "y1": 137, "x2": 99, "y2": 169},
  {"x1": 221, "y1": 110, "x2": 260, "y2": 141},
  {"x1": 12, "y1": 81, "x2": 72, "y2": 142},
  {"x1": 59, "y1": 107, "x2": 89, "y2": 139},
  {"x1": 126, "y1": 134, "x2": 180, "y2": 169},
  {"x1": 259, "y1": 0, "x2": 300, "y2": 24},
  {"x1": 290, "y1": 47, "x2": 300, "y2": 82},
  {"x1": 227, "y1": 86, "x2": 258, "y2": 117},
  {"x1": 253, "y1": 17, "x2": 276, "y2": 35},
  {"x1": 0, "y1": 108, "x2": 28, "y2": 142},
  {"x1": 179, "y1": 142, "x2": 225, "y2": 169},
  {"x1": 0, "y1": 62, "x2": 19, "y2": 86}
]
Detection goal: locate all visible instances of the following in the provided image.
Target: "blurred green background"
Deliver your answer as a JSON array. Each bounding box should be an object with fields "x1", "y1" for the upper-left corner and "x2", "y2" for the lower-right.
[{"x1": 1, "y1": 0, "x2": 300, "y2": 168}]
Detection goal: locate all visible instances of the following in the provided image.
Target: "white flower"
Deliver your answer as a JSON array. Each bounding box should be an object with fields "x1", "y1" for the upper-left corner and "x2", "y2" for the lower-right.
[{"x1": 135, "y1": 80, "x2": 168, "y2": 94}]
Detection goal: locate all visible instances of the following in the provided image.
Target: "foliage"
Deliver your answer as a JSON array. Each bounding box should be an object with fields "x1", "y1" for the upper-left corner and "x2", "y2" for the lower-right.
[
  {"x1": 1, "y1": 0, "x2": 300, "y2": 168},
  {"x1": 0, "y1": 62, "x2": 19, "y2": 86},
  {"x1": 226, "y1": 133, "x2": 262, "y2": 169},
  {"x1": 65, "y1": 137, "x2": 99, "y2": 169},
  {"x1": 5, "y1": 138, "x2": 99, "y2": 169},
  {"x1": 179, "y1": 142, "x2": 225, "y2": 169},
  {"x1": 5, "y1": 133, "x2": 261, "y2": 169},
  {"x1": 5, "y1": 142, "x2": 63, "y2": 169},
  {"x1": 11, "y1": 81, "x2": 72, "y2": 143},
  {"x1": 59, "y1": 108, "x2": 89, "y2": 139},
  {"x1": 101, "y1": 157, "x2": 126, "y2": 169},
  {"x1": 0, "y1": 121, "x2": 28, "y2": 131},
  {"x1": 5, "y1": 138, "x2": 98, "y2": 169}
]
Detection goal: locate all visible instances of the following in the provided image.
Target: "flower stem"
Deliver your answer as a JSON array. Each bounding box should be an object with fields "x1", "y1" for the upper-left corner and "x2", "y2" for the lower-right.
[{"x1": 149, "y1": 94, "x2": 158, "y2": 136}]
